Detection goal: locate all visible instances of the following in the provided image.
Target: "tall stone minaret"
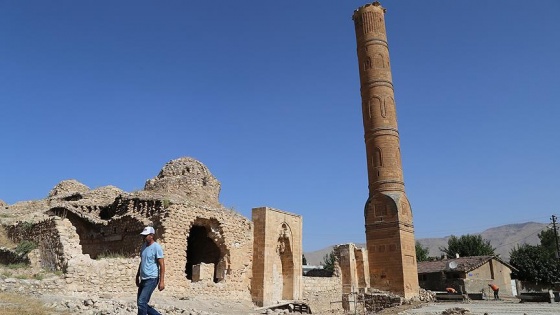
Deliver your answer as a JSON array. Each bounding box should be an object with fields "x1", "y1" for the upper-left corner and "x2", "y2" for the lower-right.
[{"x1": 352, "y1": 2, "x2": 419, "y2": 298}]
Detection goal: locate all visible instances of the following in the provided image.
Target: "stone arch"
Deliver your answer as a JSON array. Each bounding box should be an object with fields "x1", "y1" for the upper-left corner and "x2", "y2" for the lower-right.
[
  {"x1": 373, "y1": 53, "x2": 384, "y2": 68},
  {"x1": 368, "y1": 96, "x2": 382, "y2": 119},
  {"x1": 274, "y1": 222, "x2": 295, "y2": 301},
  {"x1": 185, "y1": 217, "x2": 230, "y2": 283},
  {"x1": 372, "y1": 194, "x2": 397, "y2": 218},
  {"x1": 385, "y1": 96, "x2": 395, "y2": 115}
]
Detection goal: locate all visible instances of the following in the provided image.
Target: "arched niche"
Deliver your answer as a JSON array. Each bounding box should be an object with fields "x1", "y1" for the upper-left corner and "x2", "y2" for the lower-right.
[{"x1": 185, "y1": 217, "x2": 230, "y2": 283}]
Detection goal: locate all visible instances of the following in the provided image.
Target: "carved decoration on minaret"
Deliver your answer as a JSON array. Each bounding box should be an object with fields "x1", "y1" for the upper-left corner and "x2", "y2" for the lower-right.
[
  {"x1": 364, "y1": 57, "x2": 372, "y2": 70},
  {"x1": 368, "y1": 96, "x2": 382, "y2": 119},
  {"x1": 380, "y1": 98, "x2": 387, "y2": 118},
  {"x1": 373, "y1": 53, "x2": 385, "y2": 68}
]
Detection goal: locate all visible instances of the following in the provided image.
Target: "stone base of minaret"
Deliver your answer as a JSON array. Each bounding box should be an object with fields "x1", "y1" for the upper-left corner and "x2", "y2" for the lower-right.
[{"x1": 364, "y1": 192, "x2": 419, "y2": 299}]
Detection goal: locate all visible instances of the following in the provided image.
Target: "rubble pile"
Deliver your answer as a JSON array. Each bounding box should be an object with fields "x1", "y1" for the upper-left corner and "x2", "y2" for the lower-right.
[
  {"x1": 418, "y1": 288, "x2": 437, "y2": 302},
  {"x1": 441, "y1": 307, "x2": 471, "y2": 315}
]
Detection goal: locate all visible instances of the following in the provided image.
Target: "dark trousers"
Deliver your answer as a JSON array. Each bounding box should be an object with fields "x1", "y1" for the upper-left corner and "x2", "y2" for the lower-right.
[
  {"x1": 493, "y1": 289, "x2": 499, "y2": 300},
  {"x1": 137, "y1": 278, "x2": 161, "y2": 315}
]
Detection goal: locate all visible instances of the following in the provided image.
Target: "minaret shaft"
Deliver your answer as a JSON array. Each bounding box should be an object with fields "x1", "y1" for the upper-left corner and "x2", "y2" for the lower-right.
[{"x1": 352, "y1": 2, "x2": 419, "y2": 298}]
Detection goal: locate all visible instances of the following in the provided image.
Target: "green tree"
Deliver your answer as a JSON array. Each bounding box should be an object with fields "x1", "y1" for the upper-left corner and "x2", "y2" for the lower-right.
[
  {"x1": 439, "y1": 234, "x2": 495, "y2": 258},
  {"x1": 322, "y1": 250, "x2": 336, "y2": 272},
  {"x1": 415, "y1": 241, "x2": 430, "y2": 262},
  {"x1": 509, "y1": 244, "x2": 560, "y2": 284},
  {"x1": 538, "y1": 228, "x2": 559, "y2": 256}
]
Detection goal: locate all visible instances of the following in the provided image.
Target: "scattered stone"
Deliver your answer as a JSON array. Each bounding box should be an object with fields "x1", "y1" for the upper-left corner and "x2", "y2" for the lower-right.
[{"x1": 442, "y1": 307, "x2": 471, "y2": 315}]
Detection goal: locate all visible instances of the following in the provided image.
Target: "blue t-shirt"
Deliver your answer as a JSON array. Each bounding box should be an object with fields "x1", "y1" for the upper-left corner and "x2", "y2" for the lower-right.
[{"x1": 140, "y1": 242, "x2": 164, "y2": 280}]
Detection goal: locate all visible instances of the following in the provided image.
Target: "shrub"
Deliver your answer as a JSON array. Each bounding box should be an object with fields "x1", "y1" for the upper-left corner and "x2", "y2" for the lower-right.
[
  {"x1": 15, "y1": 240, "x2": 37, "y2": 256},
  {"x1": 19, "y1": 221, "x2": 34, "y2": 231}
]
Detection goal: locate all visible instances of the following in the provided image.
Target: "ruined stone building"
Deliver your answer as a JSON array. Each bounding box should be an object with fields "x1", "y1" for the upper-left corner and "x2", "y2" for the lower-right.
[
  {"x1": 0, "y1": 157, "x2": 311, "y2": 308},
  {"x1": 352, "y1": 2, "x2": 420, "y2": 298}
]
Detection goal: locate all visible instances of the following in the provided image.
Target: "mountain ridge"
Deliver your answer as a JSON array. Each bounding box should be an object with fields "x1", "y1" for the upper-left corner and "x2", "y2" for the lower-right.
[{"x1": 304, "y1": 221, "x2": 549, "y2": 266}]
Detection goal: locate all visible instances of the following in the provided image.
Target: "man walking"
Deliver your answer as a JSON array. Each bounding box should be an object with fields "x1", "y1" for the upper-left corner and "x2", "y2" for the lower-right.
[{"x1": 136, "y1": 226, "x2": 165, "y2": 315}]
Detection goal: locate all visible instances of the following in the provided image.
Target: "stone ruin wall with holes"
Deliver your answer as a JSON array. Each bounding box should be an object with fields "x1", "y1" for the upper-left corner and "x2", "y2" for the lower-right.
[{"x1": 0, "y1": 157, "x2": 254, "y2": 301}]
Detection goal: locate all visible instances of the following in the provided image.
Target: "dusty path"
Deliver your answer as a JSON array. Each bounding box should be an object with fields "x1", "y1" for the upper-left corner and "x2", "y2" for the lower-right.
[
  {"x1": 399, "y1": 298, "x2": 560, "y2": 315},
  {"x1": 3, "y1": 290, "x2": 560, "y2": 315}
]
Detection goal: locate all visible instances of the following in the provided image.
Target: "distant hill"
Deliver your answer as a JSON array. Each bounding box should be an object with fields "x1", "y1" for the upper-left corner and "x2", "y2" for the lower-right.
[{"x1": 304, "y1": 222, "x2": 549, "y2": 266}]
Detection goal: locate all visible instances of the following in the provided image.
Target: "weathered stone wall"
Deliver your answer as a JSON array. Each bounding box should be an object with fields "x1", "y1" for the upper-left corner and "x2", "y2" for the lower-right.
[
  {"x1": 74, "y1": 216, "x2": 143, "y2": 258},
  {"x1": 160, "y1": 203, "x2": 253, "y2": 301},
  {"x1": 6, "y1": 218, "x2": 66, "y2": 271},
  {"x1": 355, "y1": 247, "x2": 370, "y2": 289},
  {"x1": 252, "y1": 207, "x2": 303, "y2": 307},
  {"x1": 302, "y1": 276, "x2": 343, "y2": 314},
  {"x1": 45, "y1": 204, "x2": 254, "y2": 301},
  {"x1": 65, "y1": 256, "x2": 139, "y2": 295},
  {"x1": 47, "y1": 209, "x2": 145, "y2": 259},
  {"x1": 59, "y1": 206, "x2": 253, "y2": 300},
  {"x1": 335, "y1": 243, "x2": 359, "y2": 294}
]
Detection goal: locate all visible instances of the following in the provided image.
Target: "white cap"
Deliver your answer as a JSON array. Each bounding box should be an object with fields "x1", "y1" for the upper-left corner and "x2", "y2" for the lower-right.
[{"x1": 140, "y1": 226, "x2": 155, "y2": 235}]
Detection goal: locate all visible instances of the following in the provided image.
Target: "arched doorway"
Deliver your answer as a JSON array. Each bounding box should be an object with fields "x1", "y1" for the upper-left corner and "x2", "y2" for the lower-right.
[
  {"x1": 185, "y1": 218, "x2": 229, "y2": 283},
  {"x1": 273, "y1": 223, "x2": 294, "y2": 301}
]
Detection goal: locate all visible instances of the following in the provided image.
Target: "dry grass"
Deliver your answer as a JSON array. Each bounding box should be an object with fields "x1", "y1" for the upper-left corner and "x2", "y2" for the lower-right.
[
  {"x1": 0, "y1": 226, "x2": 16, "y2": 248},
  {"x1": 0, "y1": 292, "x2": 55, "y2": 315}
]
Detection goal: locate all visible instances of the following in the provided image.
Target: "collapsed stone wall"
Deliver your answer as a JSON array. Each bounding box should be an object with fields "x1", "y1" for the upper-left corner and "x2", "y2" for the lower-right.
[
  {"x1": 363, "y1": 292, "x2": 403, "y2": 313},
  {"x1": 6, "y1": 218, "x2": 65, "y2": 271},
  {"x1": 48, "y1": 207, "x2": 253, "y2": 299},
  {"x1": 302, "y1": 276, "x2": 343, "y2": 314},
  {"x1": 48, "y1": 209, "x2": 145, "y2": 259},
  {"x1": 27, "y1": 204, "x2": 254, "y2": 300}
]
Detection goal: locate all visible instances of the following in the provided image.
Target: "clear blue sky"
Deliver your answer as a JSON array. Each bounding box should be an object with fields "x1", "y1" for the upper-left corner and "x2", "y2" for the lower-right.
[{"x1": 1, "y1": 1, "x2": 559, "y2": 251}]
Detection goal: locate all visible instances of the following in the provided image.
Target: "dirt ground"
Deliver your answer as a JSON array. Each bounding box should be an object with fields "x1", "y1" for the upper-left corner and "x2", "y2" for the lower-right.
[
  {"x1": 394, "y1": 298, "x2": 560, "y2": 315},
  {"x1": 2, "y1": 265, "x2": 559, "y2": 315},
  {"x1": 3, "y1": 290, "x2": 560, "y2": 315}
]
